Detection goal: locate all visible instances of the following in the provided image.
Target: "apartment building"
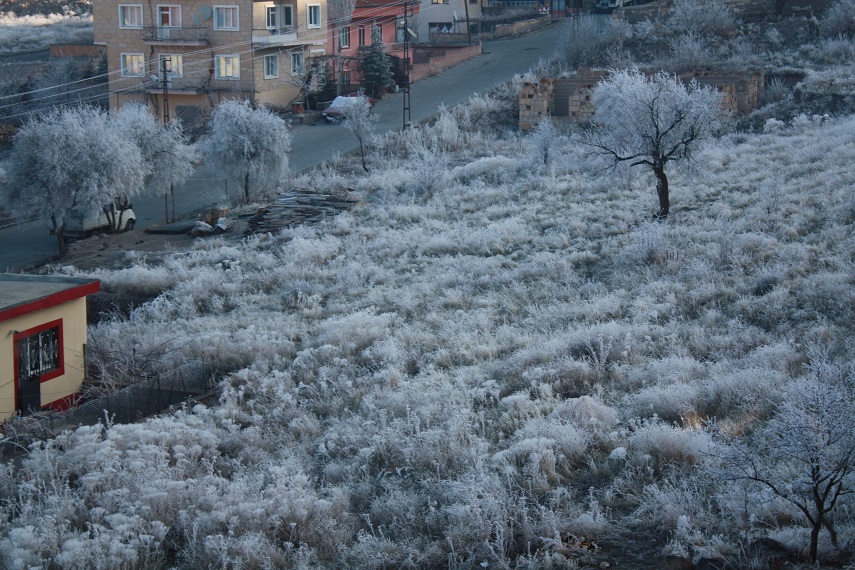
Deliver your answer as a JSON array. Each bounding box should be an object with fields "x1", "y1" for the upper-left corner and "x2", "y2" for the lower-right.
[{"x1": 94, "y1": 0, "x2": 328, "y2": 123}]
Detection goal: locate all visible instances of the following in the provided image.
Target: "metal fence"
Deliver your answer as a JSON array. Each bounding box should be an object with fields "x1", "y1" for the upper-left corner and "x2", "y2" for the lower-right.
[{"x1": 1, "y1": 361, "x2": 213, "y2": 461}]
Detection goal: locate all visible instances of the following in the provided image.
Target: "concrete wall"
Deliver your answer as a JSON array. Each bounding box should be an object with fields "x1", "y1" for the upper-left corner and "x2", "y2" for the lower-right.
[{"x1": 0, "y1": 297, "x2": 88, "y2": 420}]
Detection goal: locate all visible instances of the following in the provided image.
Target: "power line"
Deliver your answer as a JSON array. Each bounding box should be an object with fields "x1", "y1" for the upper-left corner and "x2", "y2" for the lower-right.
[{"x1": 0, "y1": 0, "x2": 439, "y2": 119}]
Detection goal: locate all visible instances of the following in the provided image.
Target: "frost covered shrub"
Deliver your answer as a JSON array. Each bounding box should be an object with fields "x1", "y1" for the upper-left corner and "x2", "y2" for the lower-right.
[
  {"x1": 0, "y1": 14, "x2": 93, "y2": 53},
  {"x1": 820, "y1": 0, "x2": 855, "y2": 38},
  {"x1": 668, "y1": 0, "x2": 738, "y2": 38},
  {"x1": 555, "y1": 15, "x2": 631, "y2": 70},
  {"x1": 628, "y1": 419, "x2": 712, "y2": 466}
]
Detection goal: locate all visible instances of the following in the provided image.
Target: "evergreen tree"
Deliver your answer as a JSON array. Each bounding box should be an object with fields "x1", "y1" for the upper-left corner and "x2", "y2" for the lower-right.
[{"x1": 359, "y1": 38, "x2": 393, "y2": 99}]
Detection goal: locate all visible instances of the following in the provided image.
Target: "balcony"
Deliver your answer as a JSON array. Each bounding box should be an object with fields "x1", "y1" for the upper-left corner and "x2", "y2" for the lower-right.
[
  {"x1": 143, "y1": 27, "x2": 209, "y2": 45},
  {"x1": 252, "y1": 28, "x2": 300, "y2": 48}
]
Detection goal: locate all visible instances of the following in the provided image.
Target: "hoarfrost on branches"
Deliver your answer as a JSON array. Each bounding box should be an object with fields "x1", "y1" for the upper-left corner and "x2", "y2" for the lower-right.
[{"x1": 204, "y1": 99, "x2": 291, "y2": 204}]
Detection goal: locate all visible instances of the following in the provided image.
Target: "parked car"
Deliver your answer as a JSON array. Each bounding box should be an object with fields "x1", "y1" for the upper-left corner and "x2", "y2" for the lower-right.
[
  {"x1": 321, "y1": 95, "x2": 375, "y2": 123},
  {"x1": 63, "y1": 197, "x2": 137, "y2": 239}
]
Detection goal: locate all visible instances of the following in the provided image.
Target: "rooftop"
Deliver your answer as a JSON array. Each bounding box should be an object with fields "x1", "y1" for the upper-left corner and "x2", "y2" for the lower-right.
[{"x1": 0, "y1": 274, "x2": 100, "y2": 322}]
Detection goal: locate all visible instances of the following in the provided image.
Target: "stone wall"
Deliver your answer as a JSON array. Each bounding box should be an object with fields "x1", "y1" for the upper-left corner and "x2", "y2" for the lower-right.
[
  {"x1": 50, "y1": 44, "x2": 106, "y2": 60},
  {"x1": 409, "y1": 43, "x2": 483, "y2": 82},
  {"x1": 428, "y1": 14, "x2": 549, "y2": 44},
  {"x1": 520, "y1": 69, "x2": 765, "y2": 130},
  {"x1": 518, "y1": 77, "x2": 553, "y2": 131}
]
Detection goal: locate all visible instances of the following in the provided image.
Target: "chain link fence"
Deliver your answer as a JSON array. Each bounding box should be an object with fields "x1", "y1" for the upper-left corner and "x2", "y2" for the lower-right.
[{"x1": 0, "y1": 361, "x2": 214, "y2": 461}]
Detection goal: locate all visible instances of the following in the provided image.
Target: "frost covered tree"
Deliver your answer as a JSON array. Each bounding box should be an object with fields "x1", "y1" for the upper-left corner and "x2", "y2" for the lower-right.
[
  {"x1": 714, "y1": 360, "x2": 855, "y2": 564},
  {"x1": 360, "y1": 37, "x2": 393, "y2": 99},
  {"x1": 588, "y1": 68, "x2": 725, "y2": 218},
  {"x1": 2, "y1": 106, "x2": 145, "y2": 256},
  {"x1": 114, "y1": 103, "x2": 197, "y2": 223},
  {"x1": 205, "y1": 99, "x2": 291, "y2": 204},
  {"x1": 340, "y1": 95, "x2": 376, "y2": 173}
]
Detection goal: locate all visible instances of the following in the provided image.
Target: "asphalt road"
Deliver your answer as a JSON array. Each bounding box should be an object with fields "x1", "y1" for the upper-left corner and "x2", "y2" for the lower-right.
[{"x1": 0, "y1": 23, "x2": 562, "y2": 272}]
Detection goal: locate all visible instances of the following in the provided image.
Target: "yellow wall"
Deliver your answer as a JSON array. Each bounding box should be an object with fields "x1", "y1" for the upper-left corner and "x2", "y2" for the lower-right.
[{"x1": 0, "y1": 297, "x2": 88, "y2": 420}]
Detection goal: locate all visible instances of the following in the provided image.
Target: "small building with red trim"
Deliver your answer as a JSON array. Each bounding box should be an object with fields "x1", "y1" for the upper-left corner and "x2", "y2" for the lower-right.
[{"x1": 0, "y1": 274, "x2": 100, "y2": 420}]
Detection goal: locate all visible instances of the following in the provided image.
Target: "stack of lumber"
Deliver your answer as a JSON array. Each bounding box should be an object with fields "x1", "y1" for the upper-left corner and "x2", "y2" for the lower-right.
[{"x1": 245, "y1": 190, "x2": 356, "y2": 234}]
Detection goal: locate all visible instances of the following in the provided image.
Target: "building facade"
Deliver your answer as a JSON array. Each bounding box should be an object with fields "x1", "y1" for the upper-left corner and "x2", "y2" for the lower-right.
[
  {"x1": 328, "y1": 0, "x2": 418, "y2": 90},
  {"x1": 94, "y1": 0, "x2": 329, "y2": 122},
  {"x1": 0, "y1": 275, "x2": 100, "y2": 420}
]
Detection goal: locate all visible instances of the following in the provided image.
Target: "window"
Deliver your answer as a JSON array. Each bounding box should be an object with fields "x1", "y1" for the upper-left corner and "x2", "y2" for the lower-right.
[
  {"x1": 158, "y1": 5, "x2": 181, "y2": 27},
  {"x1": 291, "y1": 51, "x2": 304, "y2": 75},
  {"x1": 14, "y1": 320, "x2": 63, "y2": 385},
  {"x1": 282, "y1": 5, "x2": 293, "y2": 26},
  {"x1": 431, "y1": 0, "x2": 448, "y2": 4},
  {"x1": 120, "y1": 53, "x2": 145, "y2": 76},
  {"x1": 358, "y1": 26, "x2": 366, "y2": 46},
  {"x1": 339, "y1": 26, "x2": 350, "y2": 49},
  {"x1": 264, "y1": 54, "x2": 278, "y2": 78},
  {"x1": 307, "y1": 4, "x2": 320, "y2": 28},
  {"x1": 158, "y1": 54, "x2": 184, "y2": 78},
  {"x1": 266, "y1": 6, "x2": 277, "y2": 28},
  {"x1": 215, "y1": 54, "x2": 240, "y2": 79},
  {"x1": 372, "y1": 24, "x2": 382, "y2": 42},
  {"x1": 119, "y1": 4, "x2": 143, "y2": 28},
  {"x1": 214, "y1": 5, "x2": 239, "y2": 30}
]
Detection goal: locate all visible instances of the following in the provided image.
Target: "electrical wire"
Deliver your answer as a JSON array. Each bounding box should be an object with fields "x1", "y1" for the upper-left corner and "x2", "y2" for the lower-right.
[{"x1": 0, "y1": 0, "x2": 449, "y2": 117}]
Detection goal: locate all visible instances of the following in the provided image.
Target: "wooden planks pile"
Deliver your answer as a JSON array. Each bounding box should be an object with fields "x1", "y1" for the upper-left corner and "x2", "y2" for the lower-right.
[{"x1": 245, "y1": 190, "x2": 356, "y2": 234}]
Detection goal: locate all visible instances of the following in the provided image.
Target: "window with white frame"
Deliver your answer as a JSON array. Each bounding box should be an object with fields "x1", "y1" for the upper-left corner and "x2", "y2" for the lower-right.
[
  {"x1": 215, "y1": 54, "x2": 240, "y2": 79},
  {"x1": 282, "y1": 5, "x2": 293, "y2": 26},
  {"x1": 307, "y1": 4, "x2": 320, "y2": 28},
  {"x1": 358, "y1": 26, "x2": 366, "y2": 46},
  {"x1": 15, "y1": 321, "x2": 63, "y2": 385},
  {"x1": 372, "y1": 23, "x2": 382, "y2": 41},
  {"x1": 119, "y1": 4, "x2": 143, "y2": 28},
  {"x1": 263, "y1": 54, "x2": 278, "y2": 78},
  {"x1": 291, "y1": 51, "x2": 304, "y2": 75},
  {"x1": 120, "y1": 53, "x2": 145, "y2": 76},
  {"x1": 158, "y1": 5, "x2": 181, "y2": 27},
  {"x1": 158, "y1": 54, "x2": 184, "y2": 78},
  {"x1": 214, "y1": 5, "x2": 239, "y2": 30},
  {"x1": 266, "y1": 6, "x2": 278, "y2": 28},
  {"x1": 339, "y1": 26, "x2": 350, "y2": 48}
]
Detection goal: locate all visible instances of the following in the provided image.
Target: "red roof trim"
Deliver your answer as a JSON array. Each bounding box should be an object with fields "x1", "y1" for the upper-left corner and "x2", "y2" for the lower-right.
[{"x1": 0, "y1": 280, "x2": 100, "y2": 323}]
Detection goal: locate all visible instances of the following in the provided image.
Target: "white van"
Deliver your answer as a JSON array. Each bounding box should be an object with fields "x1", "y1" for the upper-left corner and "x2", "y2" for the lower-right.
[{"x1": 64, "y1": 197, "x2": 137, "y2": 239}]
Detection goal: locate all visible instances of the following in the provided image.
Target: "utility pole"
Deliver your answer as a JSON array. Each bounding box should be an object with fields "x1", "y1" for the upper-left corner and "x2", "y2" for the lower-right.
[
  {"x1": 463, "y1": 0, "x2": 471, "y2": 46},
  {"x1": 402, "y1": 0, "x2": 412, "y2": 128},
  {"x1": 161, "y1": 56, "x2": 170, "y2": 123}
]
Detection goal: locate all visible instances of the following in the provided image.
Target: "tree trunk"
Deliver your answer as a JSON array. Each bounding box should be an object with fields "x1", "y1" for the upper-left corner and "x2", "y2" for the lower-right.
[
  {"x1": 51, "y1": 214, "x2": 66, "y2": 257},
  {"x1": 244, "y1": 171, "x2": 250, "y2": 205},
  {"x1": 809, "y1": 521, "x2": 821, "y2": 564},
  {"x1": 653, "y1": 163, "x2": 669, "y2": 219},
  {"x1": 359, "y1": 139, "x2": 368, "y2": 173}
]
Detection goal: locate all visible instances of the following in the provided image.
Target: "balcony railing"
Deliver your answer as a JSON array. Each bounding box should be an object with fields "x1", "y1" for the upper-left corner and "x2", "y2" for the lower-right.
[
  {"x1": 142, "y1": 27, "x2": 209, "y2": 44},
  {"x1": 252, "y1": 27, "x2": 300, "y2": 47}
]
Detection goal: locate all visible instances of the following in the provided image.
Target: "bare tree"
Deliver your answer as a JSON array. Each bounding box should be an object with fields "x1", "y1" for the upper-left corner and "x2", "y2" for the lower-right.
[
  {"x1": 713, "y1": 359, "x2": 855, "y2": 564},
  {"x1": 587, "y1": 68, "x2": 726, "y2": 218},
  {"x1": 205, "y1": 99, "x2": 291, "y2": 204},
  {"x1": 2, "y1": 106, "x2": 146, "y2": 256},
  {"x1": 340, "y1": 95, "x2": 376, "y2": 173}
]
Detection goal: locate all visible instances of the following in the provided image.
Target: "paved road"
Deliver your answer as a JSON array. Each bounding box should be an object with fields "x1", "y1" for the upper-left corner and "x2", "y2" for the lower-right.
[{"x1": 0, "y1": 23, "x2": 562, "y2": 272}]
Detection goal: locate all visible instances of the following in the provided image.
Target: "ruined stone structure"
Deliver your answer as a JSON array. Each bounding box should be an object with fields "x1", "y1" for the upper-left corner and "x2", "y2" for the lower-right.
[{"x1": 519, "y1": 69, "x2": 765, "y2": 130}]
